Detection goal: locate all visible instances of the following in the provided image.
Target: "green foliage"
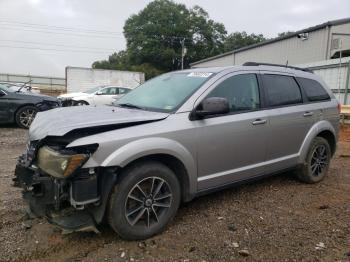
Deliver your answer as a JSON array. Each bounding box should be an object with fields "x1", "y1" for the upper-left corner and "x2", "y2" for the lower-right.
[
  {"x1": 124, "y1": 0, "x2": 226, "y2": 71},
  {"x1": 92, "y1": 51, "x2": 130, "y2": 70},
  {"x1": 130, "y1": 63, "x2": 164, "y2": 80},
  {"x1": 223, "y1": 31, "x2": 266, "y2": 52},
  {"x1": 92, "y1": 0, "x2": 268, "y2": 79},
  {"x1": 278, "y1": 31, "x2": 295, "y2": 37}
]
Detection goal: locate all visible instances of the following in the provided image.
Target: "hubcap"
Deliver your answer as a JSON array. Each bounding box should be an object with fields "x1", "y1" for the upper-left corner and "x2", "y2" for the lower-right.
[
  {"x1": 19, "y1": 109, "x2": 36, "y2": 127},
  {"x1": 310, "y1": 144, "x2": 328, "y2": 177},
  {"x1": 125, "y1": 177, "x2": 172, "y2": 228}
]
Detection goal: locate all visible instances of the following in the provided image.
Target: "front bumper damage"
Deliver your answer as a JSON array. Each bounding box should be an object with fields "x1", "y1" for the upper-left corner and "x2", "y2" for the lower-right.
[{"x1": 14, "y1": 147, "x2": 117, "y2": 234}]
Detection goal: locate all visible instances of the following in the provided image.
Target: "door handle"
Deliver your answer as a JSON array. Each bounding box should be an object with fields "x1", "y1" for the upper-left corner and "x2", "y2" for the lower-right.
[
  {"x1": 303, "y1": 111, "x2": 314, "y2": 117},
  {"x1": 252, "y1": 119, "x2": 267, "y2": 125}
]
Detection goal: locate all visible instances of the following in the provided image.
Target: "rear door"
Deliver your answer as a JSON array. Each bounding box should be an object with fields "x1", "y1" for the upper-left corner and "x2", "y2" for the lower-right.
[
  {"x1": 260, "y1": 72, "x2": 315, "y2": 172},
  {"x1": 195, "y1": 72, "x2": 269, "y2": 191}
]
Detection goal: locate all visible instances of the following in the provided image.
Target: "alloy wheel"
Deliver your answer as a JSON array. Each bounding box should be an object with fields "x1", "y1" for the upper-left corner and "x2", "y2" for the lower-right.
[
  {"x1": 310, "y1": 144, "x2": 328, "y2": 177},
  {"x1": 19, "y1": 108, "x2": 36, "y2": 128},
  {"x1": 125, "y1": 177, "x2": 173, "y2": 228}
]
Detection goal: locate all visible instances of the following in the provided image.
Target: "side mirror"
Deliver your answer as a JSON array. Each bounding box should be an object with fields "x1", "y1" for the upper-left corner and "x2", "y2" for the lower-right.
[
  {"x1": 192, "y1": 97, "x2": 230, "y2": 119},
  {"x1": 96, "y1": 91, "x2": 103, "y2": 95},
  {"x1": 0, "y1": 90, "x2": 6, "y2": 97}
]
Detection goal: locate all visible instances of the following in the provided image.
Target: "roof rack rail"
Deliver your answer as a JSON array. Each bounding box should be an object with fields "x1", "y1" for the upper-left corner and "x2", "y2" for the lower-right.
[{"x1": 243, "y1": 62, "x2": 313, "y2": 73}]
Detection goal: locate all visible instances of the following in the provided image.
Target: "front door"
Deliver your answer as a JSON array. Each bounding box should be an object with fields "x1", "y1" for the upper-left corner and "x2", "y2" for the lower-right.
[
  {"x1": 195, "y1": 73, "x2": 269, "y2": 191},
  {"x1": 93, "y1": 87, "x2": 119, "y2": 105},
  {"x1": 0, "y1": 89, "x2": 10, "y2": 122}
]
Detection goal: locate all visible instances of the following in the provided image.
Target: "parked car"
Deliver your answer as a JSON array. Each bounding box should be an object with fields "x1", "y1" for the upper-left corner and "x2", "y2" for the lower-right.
[
  {"x1": 0, "y1": 83, "x2": 59, "y2": 128},
  {"x1": 14, "y1": 63, "x2": 339, "y2": 240},
  {"x1": 58, "y1": 85, "x2": 131, "y2": 106}
]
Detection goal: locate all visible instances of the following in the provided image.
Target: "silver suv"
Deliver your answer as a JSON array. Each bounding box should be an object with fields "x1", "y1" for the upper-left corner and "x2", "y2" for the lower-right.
[{"x1": 14, "y1": 62, "x2": 340, "y2": 240}]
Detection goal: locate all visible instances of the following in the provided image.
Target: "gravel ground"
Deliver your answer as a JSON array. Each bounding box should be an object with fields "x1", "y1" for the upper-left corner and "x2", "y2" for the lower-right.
[{"x1": 0, "y1": 125, "x2": 350, "y2": 261}]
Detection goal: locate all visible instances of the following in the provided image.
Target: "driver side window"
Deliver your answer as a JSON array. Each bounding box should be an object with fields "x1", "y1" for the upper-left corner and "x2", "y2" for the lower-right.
[
  {"x1": 207, "y1": 74, "x2": 260, "y2": 112},
  {"x1": 98, "y1": 87, "x2": 116, "y2": 95}
]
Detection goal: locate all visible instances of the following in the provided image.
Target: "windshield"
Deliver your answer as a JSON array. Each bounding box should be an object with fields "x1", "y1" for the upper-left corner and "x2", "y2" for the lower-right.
[
  {"x1": 0, "y1": 84, "x2": 15, "y2": 93},
  {"x1": 116, "y1": 72, "x2": 214, "y2": 112},
  {"x1": 84, "y1": 86, "x2": 103, "y2": 94}
]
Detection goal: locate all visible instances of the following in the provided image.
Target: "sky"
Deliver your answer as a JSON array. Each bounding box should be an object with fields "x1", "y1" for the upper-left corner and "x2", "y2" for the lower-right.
[{"x1": 0, "y1": 0, "x2": 349, "y2": 78}]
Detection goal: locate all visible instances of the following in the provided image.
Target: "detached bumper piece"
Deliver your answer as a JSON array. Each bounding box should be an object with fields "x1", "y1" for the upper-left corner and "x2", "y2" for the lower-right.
[
  {"x1": 14, "y1": 158, "x2": 101, "y2": 233},
  {"x1": 48, "y1": 209, "x2": 99, "y2": 234}
]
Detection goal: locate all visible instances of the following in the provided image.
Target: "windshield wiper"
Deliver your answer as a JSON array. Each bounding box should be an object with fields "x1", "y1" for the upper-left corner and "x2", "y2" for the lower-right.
[{"x1": 117, "y1": 103, "x2": 144, "y2": 110}]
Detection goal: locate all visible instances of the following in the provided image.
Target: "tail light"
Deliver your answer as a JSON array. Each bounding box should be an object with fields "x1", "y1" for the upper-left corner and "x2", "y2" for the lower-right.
[{"x1": 337, "y1": 103, "x2": 341, "y2": 114}]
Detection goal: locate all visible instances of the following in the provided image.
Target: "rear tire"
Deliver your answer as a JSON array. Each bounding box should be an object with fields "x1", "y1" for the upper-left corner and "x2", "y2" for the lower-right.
[
  {"x1": 297, "y1": 137, "x2": 331, "y2": 183},
  {"x1": 15, "y1": 105, "x2": 38, "y2": 129},
  {"x1": 108, "y1": 161, "x2": 180, "y2": 240}
]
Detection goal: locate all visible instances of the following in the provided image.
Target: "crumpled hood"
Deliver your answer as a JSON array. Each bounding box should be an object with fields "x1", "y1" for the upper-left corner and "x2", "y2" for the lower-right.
[{"x1": 29, "y1": 106, "x2": 169, "y2": 141}]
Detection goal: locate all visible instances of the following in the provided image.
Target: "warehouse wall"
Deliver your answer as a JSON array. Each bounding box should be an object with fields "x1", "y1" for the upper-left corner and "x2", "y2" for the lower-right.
[
  {"x1": 234, "y1": 28, "x2": 328, "y2": 65},
  {"x1": 330, "y1": 23, "x2": 350, "y2": 58},
  {"x1": 192, "y1": 22, "x2": 350, "y2": 68},
  {"x1": 191, "y1": 53, "x2": 234, "y2": 68},
  {"x1": 65, "y1": 67, "x2": 145, "y2": 93}
]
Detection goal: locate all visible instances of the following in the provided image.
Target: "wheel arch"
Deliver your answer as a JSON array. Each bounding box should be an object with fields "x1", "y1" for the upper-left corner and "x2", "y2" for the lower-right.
[
  {"x1": 119, "y1": 153, "x2": 192, "y2": 202},
  {"x1": 317, "y1": 130, "x2": 336, "y2": 156},
  {"x1": 13, "y1": 103, "x2": 36, "y2": 121},
  {"x1": 100, "y1": 137, "x2": 197, "y2": 202},
  {"x1": 298, "y1": 120, "x2": 337, "y2": 163}
]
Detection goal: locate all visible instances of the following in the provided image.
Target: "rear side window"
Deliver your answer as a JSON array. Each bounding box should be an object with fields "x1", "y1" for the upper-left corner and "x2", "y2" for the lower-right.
[
  {"x1": 296, "y1": 78, "x2": 330, "y2": 102},
  {"x1": 262, "y1": 74, "x2": 302, "y2": 107}
]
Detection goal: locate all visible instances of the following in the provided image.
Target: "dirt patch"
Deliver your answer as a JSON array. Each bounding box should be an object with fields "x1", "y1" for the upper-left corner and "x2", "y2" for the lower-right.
[{"x1": 0, "y1": 126, "x2": 350, "y2": 261}]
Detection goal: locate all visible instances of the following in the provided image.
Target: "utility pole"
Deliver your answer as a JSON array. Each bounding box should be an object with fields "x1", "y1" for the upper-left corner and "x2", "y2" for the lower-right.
[{"x1": 180, "y1": 38, "x2": 187, "y2": 70}]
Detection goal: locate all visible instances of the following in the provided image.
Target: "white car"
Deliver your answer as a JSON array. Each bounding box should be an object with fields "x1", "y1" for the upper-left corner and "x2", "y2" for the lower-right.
[{"x1": 58, "y1": 86, "x2": 131, "y2": 106}]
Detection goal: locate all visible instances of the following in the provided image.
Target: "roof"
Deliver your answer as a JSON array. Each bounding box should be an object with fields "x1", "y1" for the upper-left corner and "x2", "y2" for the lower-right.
[{"x1": 191, "y1": 17, "x2": 350, "y2": 66}]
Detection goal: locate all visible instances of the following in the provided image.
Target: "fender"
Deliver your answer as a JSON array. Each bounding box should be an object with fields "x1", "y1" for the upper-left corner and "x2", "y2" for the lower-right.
[
  {"x1": 297, "y1": 120, "x2": 336, "y2": 164},
  {"x1": 99, "y1": 137, "x2": 197, "y2": 197}
]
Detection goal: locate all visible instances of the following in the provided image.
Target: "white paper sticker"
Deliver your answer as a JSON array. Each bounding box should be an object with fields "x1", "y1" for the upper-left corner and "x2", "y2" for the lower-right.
[{"x1": 187, "y1": 72, "x2": 213, "y2": 78}]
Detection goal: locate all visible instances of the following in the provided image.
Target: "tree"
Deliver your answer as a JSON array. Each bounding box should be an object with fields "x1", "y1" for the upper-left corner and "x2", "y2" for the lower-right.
[
  {"x1": 93, "y1": 0, "x2": 268, "y2": 79},
  {"x1": 278, "y1": 31, "x2": 295, "y2": 37},
  {"x1": 93, "y1": 0, "x2": 227, "y2": 78},
  {"x1": 223, "y1": 31, "x2": 266, "y2": 52},
  {"x1": 92, "y1": 51, "x2": 130, "y2": 70},
  {"x1": 123, "y1": 0, "x2": 226, "y2": 71}
]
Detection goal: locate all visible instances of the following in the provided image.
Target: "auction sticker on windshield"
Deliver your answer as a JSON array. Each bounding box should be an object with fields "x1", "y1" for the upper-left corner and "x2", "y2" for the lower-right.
[{"x1": 187, "y1": 72, "x2": 213, "y2": 78}]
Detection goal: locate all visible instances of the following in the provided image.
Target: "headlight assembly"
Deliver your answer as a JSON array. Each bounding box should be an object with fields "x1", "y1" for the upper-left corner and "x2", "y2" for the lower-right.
[{"x1": 37, "y1": 146, "x2": 88, "y2": 178}]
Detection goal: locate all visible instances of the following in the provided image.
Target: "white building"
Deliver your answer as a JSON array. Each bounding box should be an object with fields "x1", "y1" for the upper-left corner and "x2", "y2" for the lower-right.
[{"x1": 191, "y1": 18, "x2": 350, "y2": 104}]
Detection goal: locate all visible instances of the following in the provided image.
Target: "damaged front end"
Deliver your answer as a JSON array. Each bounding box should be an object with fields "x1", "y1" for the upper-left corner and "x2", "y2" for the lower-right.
[{"x1": 14, "y1": 140, "x2": 117, "y2": 234}]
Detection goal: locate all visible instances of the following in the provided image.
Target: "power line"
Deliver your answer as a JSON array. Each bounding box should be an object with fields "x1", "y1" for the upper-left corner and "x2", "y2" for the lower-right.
[
  {"x1": 0, "y1": 26, "x2": 124, "y2": 39},
  {"x1": 0, "y1": 39, "x2": 117, "y2": 51},
  {"x1": 0, "y1": 44, "x2": 116, "y2": 54},
  {"x1": 0, "y1": 20, "x2": 123, "y2": 35}
]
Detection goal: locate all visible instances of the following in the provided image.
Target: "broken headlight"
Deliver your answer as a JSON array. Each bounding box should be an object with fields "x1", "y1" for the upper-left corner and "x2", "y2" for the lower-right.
[{"x1": 37, "y1": 146, "x2": 88, "y2": 178}]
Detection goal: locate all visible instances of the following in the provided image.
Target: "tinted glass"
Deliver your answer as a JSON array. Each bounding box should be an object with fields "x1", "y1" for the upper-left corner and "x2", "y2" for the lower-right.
[
  {"x1": 207, "y1": 74, "x2": 260, "y2": 112},
  {"x1": 297, "y1": 77, "x2": 330, "y2": 102},
  {"x1": 117, "y1": 72, "x2": 213, "y2": 112},
  {"x1": 262, "y1": 74, "x2": 302, "y2": 107}
]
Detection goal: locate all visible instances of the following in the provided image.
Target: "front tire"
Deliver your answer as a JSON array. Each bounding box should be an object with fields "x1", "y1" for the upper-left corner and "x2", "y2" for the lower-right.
[
  {"x1": 108, "y1": 161, "x2": 181, "y2": 240},
  {"x1": 297, "y1": 137, "x2": 331, "y2": 183},
  {"x1": 15, "y1": 105, "x2": 38, "y2": 128},
  {"x1": 75, "y1": 100, "x2": 89, "y2": 106}
]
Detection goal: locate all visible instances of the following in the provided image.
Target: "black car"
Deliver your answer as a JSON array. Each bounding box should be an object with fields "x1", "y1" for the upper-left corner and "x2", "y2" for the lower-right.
[{"x1": 0, "y1": 83, "x2": 60, "y2": 128}]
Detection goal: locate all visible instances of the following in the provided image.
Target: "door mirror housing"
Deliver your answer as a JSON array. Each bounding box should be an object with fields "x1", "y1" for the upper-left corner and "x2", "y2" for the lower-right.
[
  {"x1": 0, "y1": 90, "x2": 6, "y2": 97},
  {"x1": 192, "y1": 97, "x2": 230, "y2": 119},
  {"x1": 96, "y1": 91, "x2": 103, "y2": 95}
]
